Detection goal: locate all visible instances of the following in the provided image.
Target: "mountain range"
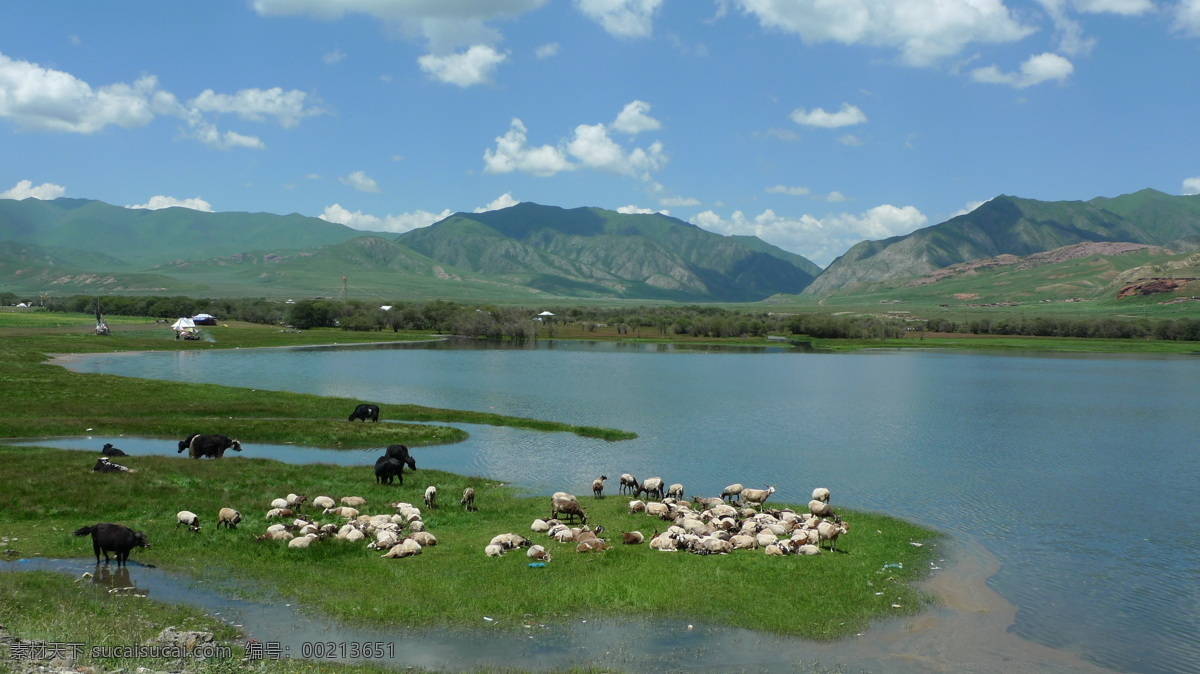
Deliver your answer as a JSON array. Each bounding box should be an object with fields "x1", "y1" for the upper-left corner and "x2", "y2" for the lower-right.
[{"x1": 1, "y1": 189, "x2": 1198, "y2": 302}]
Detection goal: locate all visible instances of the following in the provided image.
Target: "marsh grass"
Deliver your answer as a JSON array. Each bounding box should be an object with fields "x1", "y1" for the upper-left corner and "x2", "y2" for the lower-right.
[{"x1": 2, "y1": 445, "x2": 938, "y2": 641}]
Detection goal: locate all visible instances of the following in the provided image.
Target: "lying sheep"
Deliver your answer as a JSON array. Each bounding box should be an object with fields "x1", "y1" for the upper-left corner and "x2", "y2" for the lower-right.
[
  {"x1": 176, "y1": 511, "x2": 200, "y2": 532},
  {"x1": 531, "y1": 519, "x2": 551, "y2": 534},
  {"x1": 340, "y1": 496, "x2": 367, "y2": 507},
  {"x1": 592, "y1": 475, "x2": 607, "y2": 499},
  {"x1": 577, "y1": 538, "x2": 608, "y2": 553},
  {"x1": 311, "y1": 496, "x2": 336, "y2": 510},
  {"x1": 216, "y1": 508, "x2": 242, "y2": 530},
  {"x1": 288, "y1": 533, "x2": 319, "y2": 549},
  {"x1": 324, "y1": 506, "x2": 359, "y2": 519},
  {"x1": 527, "y1": 545, "x2": 552, "y2": 562},
  {"x1": 382, "y1": 539, "x2": 422, "y2": 558},
  {"x1": 461, "y1": 487, "x2": 476, "y2": 511},
  {"x1": 408, "y1": 531, "x2": 437, "y2": 547},
  {"x1": 620, "y1": 530, "x2": 645, "y2": 545},
  {"x1": 286, "y1": 493, "x2": 307, "y2": 509},
  {"x1": 270, "y1": 498, "x2": 289, "y2": 510},
  {"x1": 484, "y1": 544, "x2": 506, "y2": 557},
  {"x1": 490, "y1": 533, "x2": 531, "y2": 550},
  {"x1": 627, "y1": 500, "x2": 647, "y2": 514},
  {"x1": 256, "y1": 530, "x2": 294, "y2": 542}
]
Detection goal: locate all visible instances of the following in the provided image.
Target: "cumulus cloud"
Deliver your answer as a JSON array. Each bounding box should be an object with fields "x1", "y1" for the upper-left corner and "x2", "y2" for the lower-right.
[
  {"x1": 691, "y1": 204, "x2": 928, "y2": 266},
  {"x1": 476, "y1": 192, "x2": 519, "y2": 212},
  {"x1": 1072, "y1": 0, "x2": 1154, "y2": 15},
  {"x1": 766, "y1": 185, "x2": 812, "y2": 196},
  {"x1": 971, "y1": 52, "x2": 1075, "y2": 88},
  {"x1": 252, "y1": 0, "x2": 547, "y2": 54},
  {"x1": 728, "y1": 0, "x2": 1035, "y2": 66},
  {"x1": 1174, "y1": 0, "x2": 1200, "y2": 36},
  {"x1": 483, "y1": 102, "x2": 667, "y2": 181},
  {"x1": 339, "y1": 170, "x2": 381, "y2": 193},
  {"x1": 790, "y1": 103, "x2": 867, "y2": 128},
  {"x1": 0, "y1": 51, "x2": 317, "y2": 149},
  {"x1": 536, "y1": 42, "x2": 560, "y2": 58},
  {"x1": 576, "y1": 0, "x2": 664, "y2": 38},
  {"x1": 611, "y1": 100, "x2": 662, "y2": 135},
  {"x1": 1183, "y1": 177, "x2": 1200, "y2": 195},
  {"x1": 418, "y1": 45, "x2": 508, "y2": 87},
  {"x1": 320, "y1": 203, "x2": 452, "y2": 233},
  {"x1": 126, "y1": 195, "x2": 214, "y2": 211},
  {"x1": 617, "y1": 204, "x2": 661, "y2": 214},
  {"x1": 1, "y1": 179, "x2": 65, "y2": 200}
]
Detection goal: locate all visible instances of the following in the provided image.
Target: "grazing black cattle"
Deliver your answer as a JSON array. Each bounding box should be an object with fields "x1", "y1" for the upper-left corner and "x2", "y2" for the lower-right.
[
  {"x1": 101, "y1": 443, "x2": 128, "y2": 457},
  {"x1": 374, "y1": 456, "x2": 407, "y2": 486},
  {"x1": 73, "y1": 523, "x2": 149, "y2": 566},
  {"x1": 93, "y1": 457, "x2": 134, "y2": 473},
  {"x1": 177, "y1": 433, "x2": 201, "y2": 453},
  {"x1": 184, "y1": 434, "x2": 242, "y2": 458},
  {"x1": 349, "y1": 403, "x2": 380, "y2": 422},
  {"x1": 385, "y1": 444, "x2": 416, "y2": 471}
]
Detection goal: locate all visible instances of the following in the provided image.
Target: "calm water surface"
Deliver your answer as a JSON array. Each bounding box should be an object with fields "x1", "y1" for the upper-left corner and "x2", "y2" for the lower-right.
[{"x1": 57, "y1": 341, "x2": 1200, "y2": 673}]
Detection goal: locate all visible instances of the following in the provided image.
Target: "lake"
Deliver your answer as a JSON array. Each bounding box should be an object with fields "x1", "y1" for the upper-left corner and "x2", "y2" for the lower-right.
[{"x1": 54, "y1": 340, "x2": 1200, "y2": 673}]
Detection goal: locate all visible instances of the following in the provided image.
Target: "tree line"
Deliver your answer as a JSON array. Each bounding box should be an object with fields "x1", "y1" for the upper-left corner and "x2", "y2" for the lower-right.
[{"x1": 26, "y1": 294, "x2": 1200, "y2": 342}]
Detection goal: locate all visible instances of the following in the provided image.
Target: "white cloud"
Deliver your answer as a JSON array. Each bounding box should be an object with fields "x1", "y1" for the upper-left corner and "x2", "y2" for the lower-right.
[
  {"x1": 1174, "y1": 0, "x2": 1200, "y2": 36},
  {"x1": 252, "y1": 0, "x2": 547, "y2": 53},
  {"x1": 838, "y1": 134, "x2": 863, "y2": 146},
  {"x1": 691, "y1": 204, "x2": 927, "y2": 266},
  {"x1": 729, "y1": 0, "x2": 1035, "y2": 66},
  {"x1": 320, "y1": 203, "x2": 452, "y2": 233},
  {"x1": 126, "y1": 195, "x2": 214, "y2": 212},
  {"x1": 611, "y1": 100, "x2": 662, "y2": 135},
  {"x1": 0, "y1": 179, "x2": 65, "y2": 200},
  {"x1": 1183, "y1": 177, "x2": 1200, "y2": 195},
  {"x1": 790, "y1": 103, "x2": 867, "y2": 128},
  {"x1": 767, "y1": 185, "x2": 811, "y2": 196},
  {"x1": 483, "y1": 118, "x2": 575, "y2": 176},
  {"x1": 418, "y1": 45, "x2": 508, "y2": 87},
  {"x1": 576, "y1": 0, "x2": 664, "y2": 38},
  {"x1": 476, "y1": 192, "x2": 519, "y2": 212},
  {"x1": 339, "y1": 170, "x2": 381, "y2": 193},
  {"x1": 535, "y1": 42, "x2": 560, "y2": 58},
  {"x1": 617, "y1": 204, "x2": 658, "y2": 214},
  {"x1": 659, "y1": 196, "x2": 699, "y2": 207},
  {"x1": 971, "y1": 52, "x2": 1075, "y2": 88},
  {"x1": 1072, "y1": 0, "x2": 1154, "y2": 15},
  {"x1": 323, "y1": 49, "x2": 346, "y2": 64},
  {"x1": 483, "y1": 104, "x2": 667, "y2": 181},
  {"x1": 951, "y1": 199, "x2": 990, "y2": 217},
  {"x1": 188, "y1": 87, "x2": 325, "y2": 128}
]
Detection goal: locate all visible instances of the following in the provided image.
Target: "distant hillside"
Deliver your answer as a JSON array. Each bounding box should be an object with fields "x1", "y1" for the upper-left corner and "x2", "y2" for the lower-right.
[
  {"x1": 806, "y1": 189, "x2": 1200, "y2": 294},
  {"x1": 397, "y1": 203, "x2": 819, "y2": 301},
  {"x1": 0, "y1": 197, "x2": 387, "y2": 267},
  {"x1": 0, "y1": 241, "x2": 202, "y2": 293}
]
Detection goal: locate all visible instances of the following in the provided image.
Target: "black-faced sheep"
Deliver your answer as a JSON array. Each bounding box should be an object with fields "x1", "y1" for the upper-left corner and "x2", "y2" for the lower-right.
[
  {"x1": 618, "y1": 473, "x2": 639, "y2": 495},
  {"x1": 216, "y1": 508, "x2": 242, "y2": 530},
  {"x1": 592, "y1": 475, "x2": 607, "y2": 499}
]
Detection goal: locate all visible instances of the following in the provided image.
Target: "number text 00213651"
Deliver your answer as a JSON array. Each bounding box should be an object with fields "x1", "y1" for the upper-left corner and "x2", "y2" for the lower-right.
[{"x1": 300, "y1": 641, "x2": 396, "y2": 659}]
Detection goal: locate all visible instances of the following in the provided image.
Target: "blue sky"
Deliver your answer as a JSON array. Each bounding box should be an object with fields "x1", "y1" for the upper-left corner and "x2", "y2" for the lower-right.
[{"x1": 1, "y1": 0, "x2": 1198, "y2": 267}]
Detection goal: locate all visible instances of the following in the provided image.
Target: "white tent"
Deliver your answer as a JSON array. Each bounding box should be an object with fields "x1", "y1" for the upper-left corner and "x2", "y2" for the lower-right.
[{"x1": 171, "y1": 317, "x2": 195, "y2": 330}]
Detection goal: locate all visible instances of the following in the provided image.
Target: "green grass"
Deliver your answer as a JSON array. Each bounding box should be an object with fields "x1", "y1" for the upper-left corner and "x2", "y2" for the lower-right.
[{"x1": 1, "y1": 445, "x2": 939, "y2": 640}]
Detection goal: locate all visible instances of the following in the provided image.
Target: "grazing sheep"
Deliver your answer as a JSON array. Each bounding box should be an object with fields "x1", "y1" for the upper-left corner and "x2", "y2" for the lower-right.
[
  {"x1": 311, "y1": 496, "x2": 336, "y2": 510},
  {"x1": 638, "y1": 477, "x2": 665, "y2": 500},
  {"x1": 270, "y1": 497, "x2": 289, "y2": 510},
  {"x1": 175, "y1": 511, "x2": 200, "y2": 532},
  {"x1": 461, "y1": 487, "x2": 476, "y2": 511},
  {"x1": 618, "y1": 473, "x2": 639, "y2": 495},
  {"x1": 550, "y1": 495, "x2": 587, "y2": 524},
  {"x1": 620, "y1": 530, "x2": 645, "y2": 545},
  {"x1": 484, "y1": 544, "x2": 505, "y2": 557},
  {"x1": 592, "y1": 475, "x2": 607, "y2": 499},
  {"x1": 812, "y1": 487, "x2": 831, "y2": 503},
  {"x1": 264, "y1": 508, "x2": 291, "y2": 519},
  {"x1": 216, "y1": 508, "x2": 242, "y2": 530},
  {"x1": 808, "y1": 499, "x2": 836, "y2": 519},
  {"x1": 340, "y1": 496, "x2": 367, "y2": 507},
  {"x1": 527, "y1": 545, "x2": 552, "y2": 562},
  {"x1": 721, "y1": 483, "x2": 744, "y2": 503},
  {"x1": 424, "y1": 485, "x2": 437, "y2": 509},
  {"x1": 666, "y1": 483, "x2": 684, "y2": 499},
  {"x1": 693, "y1": 496, "x2": 724, "y2": 510},
  {"x1": 740, "y1": 485, "x2": 777, "y2": 509}
]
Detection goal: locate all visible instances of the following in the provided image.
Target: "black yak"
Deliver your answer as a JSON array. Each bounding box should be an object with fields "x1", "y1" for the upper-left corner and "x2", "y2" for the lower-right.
[
  {"x1": 181, "y1": 434, "x2": 242, "y2": 458},
  {"x1": 101, "y1": 443, "x2": 128, "y2": 457},
  {"x1": 73, "y1": 523, "x2": 149, "y2": 566},
  {"x1": 349, "y1": 403, "x2": 380, "y2": 422}
]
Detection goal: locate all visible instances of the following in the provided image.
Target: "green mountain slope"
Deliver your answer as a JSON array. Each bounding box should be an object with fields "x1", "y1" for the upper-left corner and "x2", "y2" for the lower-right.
[
  {"x1": 0, "y1": 198, "x2": 388, "y2": 267},
  {"x1": 398, "y1": 203, "x2": 818, "y2": 301},
  {"x1": 0, "y1": 241, "x2": 203, "y2": 293},
  {"x1": 806, "y1": 191, "x2": 1200, "y2": 294}
]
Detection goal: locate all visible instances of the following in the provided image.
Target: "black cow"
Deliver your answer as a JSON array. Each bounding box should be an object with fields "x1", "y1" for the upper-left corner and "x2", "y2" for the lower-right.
[
  {"x1": 349, "y1": 403, "x2": 380, "y2": 422},
  {"x1": 385, "y1": 444, "x2": 416, "y2": 470},
  {"x1": 73, "y1": 523, "x2": 149, "y2": 566},
  {"x1": 101, "y1": 443, "x2": 128, "y2": 457},
  {"x1": 182, "y1": 434, "x2": 242, "y2": 459},
  {"x1": 374, "y1": 456, "x2": 407, "y2": 485},
  {"x1": 177, "y1": 433, "x2": 201, "y2": 453}
]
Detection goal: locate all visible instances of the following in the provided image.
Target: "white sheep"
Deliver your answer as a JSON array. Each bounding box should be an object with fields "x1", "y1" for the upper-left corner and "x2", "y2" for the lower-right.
[
  {"x1": 666, "y1": 483, "x2": 684, "y2": 499},
  {"x1": 424, "y1": 485, "x2": 437, "y2": 509},
  {"x1": 740, "y1": 485, "x2": 776, "y2": 509},
  {"x1": 324, "y1": 506, "x2": 359, "y2": 519},
  {"x1": 618, "y1": 473, "x2": 639, "y2": 495},
  {"x1": 340, "y1": 496, "x2": 367, "y2": 507},
  {"x1": 638, "y1": 477, "x2": 665, "y2": 500},
  {"x1": 408, "y1": 531, "x2": 437, "y2": 547},
  {"x1": 288, "y1": 533, "x2": 318, "y2": 549},
  {"x1": 490, "y1": 533, "x2": 531, "y2": 549},
  {"x1": 257, "y1": 529, "x2": 294, "y2": 542},
  {"x1": 811, "y1": 487, "x2": 831, "y2": 503},
  {"x1": 817, "y1": 520, "x2": 849, "y2": 552},
  {"x1": 176, "y1": 511, "x2": 200, "y2": 532},
  {"x1": 730, "y1": 534, "x2": 758, "y2": 550},
  {"x1": 627, "y1": 500, "x2": 647, "y2": 514},
  {"x1": 311, "y1": 496, "x2": 336, "y2": 510},
  {"x1": 796, "y1": 544, "x2": 821, "y2": 556},
  {"x1": 286, "y1": 493, "x2": 307, "y2": 508},
  {"x1": 527, "y1": 544, "x2": 552, "y2": 562},
  {"x1": 460, "y1": 487, "x2": 476, "y2": 511},
  {"x1": 721, "y1": 483, "x2": 744, "y2": 502},
  {"x1": 531, "y1": 519, "x2": 551, "y2": 533},
  {"x1": 592, "y1": 475, "x2": 607, "y2": 499},
  {"x1": 808, "y1": 499, "x2": 835, "y2": 518},
  {"x1": 382, "y1": 539, "x2": 422, "y2": 558},
  {"x1": 269, "y1": 497, "x2": 289, "y2": 510},
  {"x1": 216, "y1": 508, "x2": 241, "y2": 530},
  {"x1": 484, "y1": 544, "x2": 505, "y2": 557}
]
